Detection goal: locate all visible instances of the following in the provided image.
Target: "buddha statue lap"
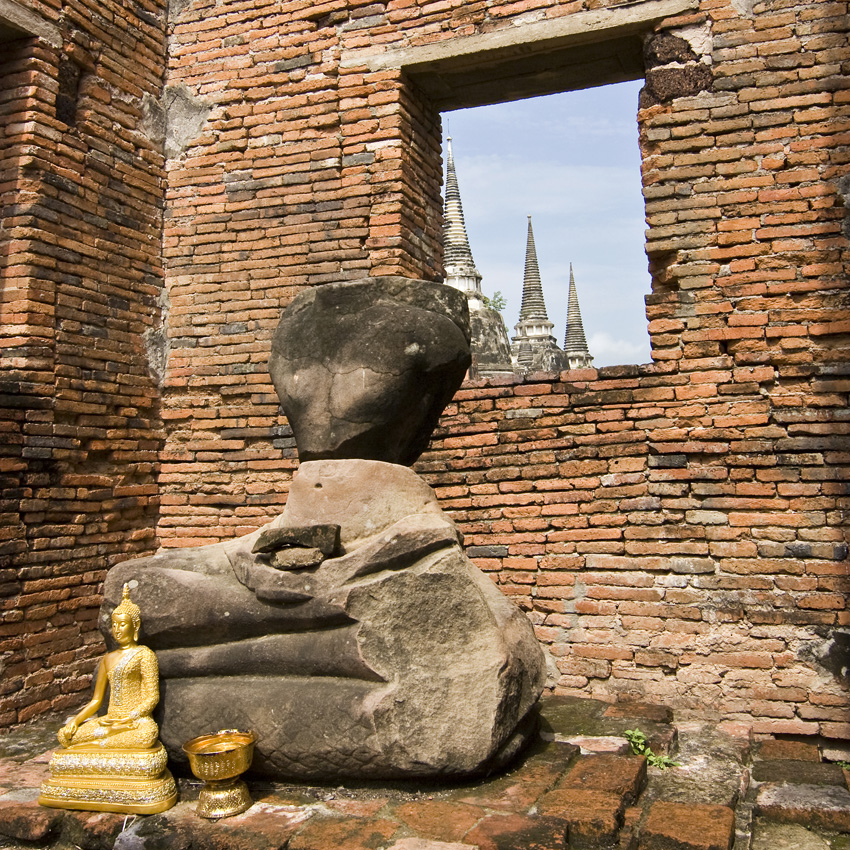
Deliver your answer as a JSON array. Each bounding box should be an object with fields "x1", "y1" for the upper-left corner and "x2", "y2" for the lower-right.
[
  {"x1": 39, "y1": 586, "x2": 177, "y2": 814},
  {"x1": 101, "y1": 278, "x2": 546, "y2": 781}
]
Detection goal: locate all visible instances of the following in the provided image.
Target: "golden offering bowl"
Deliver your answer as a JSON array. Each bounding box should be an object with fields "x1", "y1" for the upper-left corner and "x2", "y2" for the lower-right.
[{"x1": 182, "y1": 729, "x2": 256, "y2": 819}]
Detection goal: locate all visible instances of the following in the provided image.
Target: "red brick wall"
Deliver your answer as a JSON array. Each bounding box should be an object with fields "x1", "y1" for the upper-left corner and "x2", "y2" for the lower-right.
[
  {"x1": 419, "y1": 362, "x2": 848, "y2": 737},
  {"x1": 158, "y1": 1, "x2": 445, "y2": 545},
  {"x1": 0, "y1": 0, "x2": 167, "y2": 724},
  {"x1": 4, "y1": 0, "x2": 848, "y2": 736},
  {"x1": 156, "y1": 0, "x2": 849, "y2": 737}
]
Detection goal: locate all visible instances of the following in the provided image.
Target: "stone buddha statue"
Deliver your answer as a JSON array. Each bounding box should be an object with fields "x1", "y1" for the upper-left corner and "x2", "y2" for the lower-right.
[
  {"x1": 39, "y1": 586, "x2": 177, "y2": 814},
  {"x1": 101, "y1": 277, "x2": 545, "y2": 781}
]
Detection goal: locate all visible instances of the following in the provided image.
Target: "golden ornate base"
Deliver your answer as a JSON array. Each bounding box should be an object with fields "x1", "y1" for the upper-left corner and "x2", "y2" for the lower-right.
[
  {"x1": 196, "y1": 777, "x2": 252, "y2": 819},
  {"x1": 39, "y1": 744, "x2": 177, "y2": 814}
]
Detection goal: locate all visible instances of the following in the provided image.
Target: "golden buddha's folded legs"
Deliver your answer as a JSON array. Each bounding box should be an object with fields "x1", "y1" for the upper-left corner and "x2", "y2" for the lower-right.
[{"x1": 66, "y1": 716, "x2": 159, "y2": 750}]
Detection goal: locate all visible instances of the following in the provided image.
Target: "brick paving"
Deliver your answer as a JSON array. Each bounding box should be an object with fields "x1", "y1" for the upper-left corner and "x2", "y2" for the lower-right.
[{"x1": 2, "y1": 695, "x2": 849, "y2": 849}]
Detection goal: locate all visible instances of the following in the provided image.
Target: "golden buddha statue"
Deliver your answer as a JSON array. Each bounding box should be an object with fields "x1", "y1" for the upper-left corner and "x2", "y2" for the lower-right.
[{"x1": 39, "y1": 585, "x2": 177, "y2": 814}]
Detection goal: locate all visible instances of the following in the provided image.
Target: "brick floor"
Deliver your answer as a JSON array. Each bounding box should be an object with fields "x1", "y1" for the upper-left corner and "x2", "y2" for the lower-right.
[
  {"x1": 639, "y1": 801, "x2": 735, "y2": 850},
  {"x1": 0, "y1": 695, "x2": 848, "y2": 849}
]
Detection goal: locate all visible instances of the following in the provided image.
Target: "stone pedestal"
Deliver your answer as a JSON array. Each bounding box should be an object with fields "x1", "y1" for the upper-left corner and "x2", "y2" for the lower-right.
[{"x1": 39, "y1": 744, "x2": 177, "y2": 814}]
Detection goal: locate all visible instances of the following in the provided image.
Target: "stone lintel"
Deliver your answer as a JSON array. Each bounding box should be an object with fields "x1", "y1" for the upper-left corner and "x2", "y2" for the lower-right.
[
  {"x1": 0, "y1": 0, "x2": 61, "y2": 46},
  {"x1": 341, "y1": 0, "x2": 698, "y2": 109}
]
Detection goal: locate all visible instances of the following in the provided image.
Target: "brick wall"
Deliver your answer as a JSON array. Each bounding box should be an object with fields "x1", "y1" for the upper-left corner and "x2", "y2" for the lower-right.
[
  {"x1": 418, "y1": 362, "x2": 848, "y2": 737},
  {"x1": 153, "y1": 0, "x2": 848, "y2": 736},
  {"x1": 0, "y1": 0, "x2": 167, "y2": 724},
  {"x1": 3, "y1": 0, "x2": 848, "y2": 735},
  {"x1": 157, "y1": 0, "x2": 445, "y2": 545}
]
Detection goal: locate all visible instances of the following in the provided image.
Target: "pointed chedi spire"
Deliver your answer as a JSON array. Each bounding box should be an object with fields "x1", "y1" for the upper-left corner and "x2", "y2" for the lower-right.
[
  {"x1": 563, "y1": 264, "x2": 593, "y2": 369},
  {"x1": 511, "y1": 216, "x2": 566, "y2": 373},
  {"x1": 518, "y1": 217, "x2": 549, "y2": 321},
  {"x1": 443, "y1": 137, "x2": 483, "y2": 304},
  {"x1": 516, "y1": 339, "x2": 533, "y2": 369},
  {"x1": 442, "y1": 136, "x2": 514, "y2": 377}
]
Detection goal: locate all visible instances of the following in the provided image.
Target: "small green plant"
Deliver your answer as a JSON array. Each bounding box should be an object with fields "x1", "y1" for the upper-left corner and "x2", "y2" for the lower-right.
[
  {"x1": 835, "y1": 760, "x2": 850, "y2": 770},
  {"x1": 624, "y1": 728, "x2": 681, "y2": 770},
  {"x1": 482, "y1": 291, "x2": 507, "y2": 312}
]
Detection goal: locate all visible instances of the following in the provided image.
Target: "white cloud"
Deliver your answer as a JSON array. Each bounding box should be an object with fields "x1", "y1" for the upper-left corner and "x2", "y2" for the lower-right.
[{"x1": 588, "y1": 331, "x2": 652, "y2": 368}]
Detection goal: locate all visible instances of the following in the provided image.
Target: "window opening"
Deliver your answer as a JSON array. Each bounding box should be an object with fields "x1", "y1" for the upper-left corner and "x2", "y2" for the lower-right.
[{"x1": 442, "y1": 80, "x2": 651, "y2": 369}]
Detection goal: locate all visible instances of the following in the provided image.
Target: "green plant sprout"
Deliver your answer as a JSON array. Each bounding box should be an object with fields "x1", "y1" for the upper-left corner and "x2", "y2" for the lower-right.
[
  {"x1": 481, "y1": 291, "x2": 507, "y2": 312},
  {"x1": 624, "y1": 728, "x2": 681, "y2": 770}
]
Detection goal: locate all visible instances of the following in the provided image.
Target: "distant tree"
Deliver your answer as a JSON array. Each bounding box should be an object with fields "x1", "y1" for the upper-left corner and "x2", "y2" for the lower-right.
[{"x1": 482, "y1": 291, "x2": 507, "y2": 312}]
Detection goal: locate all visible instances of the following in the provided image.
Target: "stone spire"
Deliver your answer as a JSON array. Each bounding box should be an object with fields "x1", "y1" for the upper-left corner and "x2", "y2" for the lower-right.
[
  {"x1": 563, "y1": 264, "x2": 593, "y2": 369},
  {"x1": 442, "y1": 137, "x2": 513, "y2": 378},
  {"x1": 518, "y1": 218, "x2": 549, "y2": 321},
  {"x1": 511, "y1": 217, "x2": 566, "y2": 373},
  {"x1": 443, "y1": 137, "x2": 483, "y2": 307}
]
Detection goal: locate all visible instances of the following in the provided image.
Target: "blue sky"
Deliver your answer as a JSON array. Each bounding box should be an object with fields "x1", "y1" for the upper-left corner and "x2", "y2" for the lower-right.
[{"x1": 443, "y1": 79, "x2": 653, "y2": 368}]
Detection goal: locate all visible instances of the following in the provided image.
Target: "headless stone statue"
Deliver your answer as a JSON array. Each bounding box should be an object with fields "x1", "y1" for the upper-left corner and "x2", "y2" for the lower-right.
[{"x1": 103, "y1": 277, "x2": 545, "y2": 780}]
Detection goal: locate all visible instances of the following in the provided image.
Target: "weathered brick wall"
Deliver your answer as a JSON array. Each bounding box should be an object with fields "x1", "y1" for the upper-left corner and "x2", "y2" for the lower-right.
[
  {"x1": 4, "y1": 0, "x2": 848, "y2": 736},
  {"x1": 631, "y1": 0, "x2": 850, "y2": 733},
  {"x1": 158, "y1": 0, "x2": 444, "y2": 545},
  {"x1": 0, "y1": 0, "x2": 167, "y2": 724},
  {"x1": 156, "y1": 0, "x2": 849, "y2": 737},
  {"x1": 418, "y1": 362, "x2": 848, "y2": 738}
]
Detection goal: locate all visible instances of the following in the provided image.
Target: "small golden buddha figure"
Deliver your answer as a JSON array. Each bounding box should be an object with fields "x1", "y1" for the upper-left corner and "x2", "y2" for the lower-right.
[{"x1": 39, "y1": 585, "x2": 177, "y2": 814}]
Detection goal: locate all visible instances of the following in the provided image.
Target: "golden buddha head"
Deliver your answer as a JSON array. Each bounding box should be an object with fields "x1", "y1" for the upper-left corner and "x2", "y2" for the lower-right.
[{"x1": 112, "y1": 584, "x2": 141, "y2": 643}]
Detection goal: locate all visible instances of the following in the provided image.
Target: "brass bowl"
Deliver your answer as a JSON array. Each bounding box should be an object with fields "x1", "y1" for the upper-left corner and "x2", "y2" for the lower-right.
[
  {"x1": 182, "y1": 730, "x2": 255, "y2": 818},
  {"x1": 183, "y1": 729, "x2": 255, "y2": 780}
]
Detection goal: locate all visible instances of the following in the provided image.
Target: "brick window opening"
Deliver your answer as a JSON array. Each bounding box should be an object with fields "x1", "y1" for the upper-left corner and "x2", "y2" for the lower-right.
[
  {"x1": 442, "y1": 81, "x2": 652, "y2": 368},
  {"x1": 380, "y1": 5, "x2": 695, "y2": 370}
]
